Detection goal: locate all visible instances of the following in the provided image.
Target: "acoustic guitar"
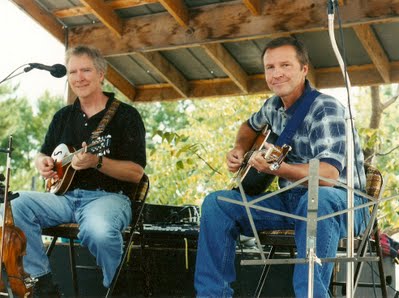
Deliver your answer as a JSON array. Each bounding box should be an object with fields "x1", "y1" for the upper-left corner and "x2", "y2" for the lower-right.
[
  {"x1": 229, "y1": 126, "x2": 291, "y2": 195},
  {"x1": 45, "y1": 135, "x2": 111, "y2": 195}
]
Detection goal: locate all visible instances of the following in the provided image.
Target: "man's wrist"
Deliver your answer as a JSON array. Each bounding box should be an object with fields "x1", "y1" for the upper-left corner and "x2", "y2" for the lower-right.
[{"x1": 96, "y1": 156, "x2": 103, "y2": 169}]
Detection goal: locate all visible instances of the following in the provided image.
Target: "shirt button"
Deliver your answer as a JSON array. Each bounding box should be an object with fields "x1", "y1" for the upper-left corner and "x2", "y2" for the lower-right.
[{"x1": 84, "y1": 123, "x2": 88, "y2": 127}]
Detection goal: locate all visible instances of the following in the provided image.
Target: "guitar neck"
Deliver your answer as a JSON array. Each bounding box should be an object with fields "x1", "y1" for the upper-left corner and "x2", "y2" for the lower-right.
[{"x1": 62, "y1": 147, "x2": 87, "y2": 166}]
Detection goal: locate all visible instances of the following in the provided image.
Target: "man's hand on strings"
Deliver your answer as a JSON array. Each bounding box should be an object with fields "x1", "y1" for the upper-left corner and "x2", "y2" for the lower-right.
[
  {"x1": 36, "y1": 155, "x2": 58, "y2": 180},
  {"x1": 249, "y1": 143, "x2": 275, "y2": 173},
  {"x1": 72, "y1": 142, "x2": 98, "y2": 170}
]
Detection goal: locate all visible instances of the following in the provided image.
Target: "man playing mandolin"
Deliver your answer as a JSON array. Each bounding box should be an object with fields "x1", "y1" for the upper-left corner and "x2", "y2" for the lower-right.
[
  {"x1": 6, "y1": 45, "x2": 146, "y2": 297},
  {"x1": 194, "y1": 37, "x2": 369, "y2": 297}
]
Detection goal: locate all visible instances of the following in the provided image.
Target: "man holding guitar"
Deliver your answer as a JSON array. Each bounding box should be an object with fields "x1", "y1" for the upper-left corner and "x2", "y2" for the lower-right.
[
  {"x1": 195, "y1": 37, "x2": 369, "y2": 297},
  {"x1": 6, "y1": 46, "x2": 146, "y2": 297}
]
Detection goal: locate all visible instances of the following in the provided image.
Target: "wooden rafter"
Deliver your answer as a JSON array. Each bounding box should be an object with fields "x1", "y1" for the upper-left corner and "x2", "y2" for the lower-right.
[
  {"x1": 66, "y1": 0, "x2": 399, "y2": 56},
  {"x1": 158, "y1": 0, "x2": 190, "y2": 30},
  {"x1": 243, "y1": 0, "x2": 262, "y2": 16},
  {"x1": 80, "y1": 0, "x2": 124, "y2": 38},
  {"x1": 353, "y1": 24, "x2": 391, "y2": 83},
  {"x1": 106, "y1": 64, "x2": 137, "y2": 100},
  {"x1": 134, "y1": 51, "x2": 190, "y2": 98},
  {"x1": 202, "y1": 43, "x2": 249, "y2": 93},
  {"x1": 307, "y1": 63, "x2": 317, "y2": 87},
  {"x1": 131, "y1": 62, "x2": 399, "y2": 103}
]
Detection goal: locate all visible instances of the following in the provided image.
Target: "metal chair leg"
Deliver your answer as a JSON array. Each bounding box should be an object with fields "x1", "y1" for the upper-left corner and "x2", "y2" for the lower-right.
[
  {"x1": 45, "y1": 236, "x2": 58, "y2": 256},
  {"x1": 68, "y1": 238, "x2": 79, "y2": 297}
]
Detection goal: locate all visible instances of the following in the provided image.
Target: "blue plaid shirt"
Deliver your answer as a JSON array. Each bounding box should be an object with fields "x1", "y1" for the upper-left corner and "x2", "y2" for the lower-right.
[{"x1": 248, "y1": 81, "x2": 366, "y2": 191}]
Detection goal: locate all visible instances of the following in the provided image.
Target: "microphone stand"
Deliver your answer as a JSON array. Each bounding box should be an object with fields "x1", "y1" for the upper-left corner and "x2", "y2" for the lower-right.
[
  {"x1": 0, "y1": 65, "x2": 33, "y2": 86},
  {"x1": 327, "y1": 1, "x2": 355, "y2": 296}
]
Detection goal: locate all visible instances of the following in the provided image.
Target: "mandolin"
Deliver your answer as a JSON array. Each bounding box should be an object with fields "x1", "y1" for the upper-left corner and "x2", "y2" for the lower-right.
[
  {"x1": 45, "y1": 135, "x2": 111, "y2": 195},
  {"x1": 229, "y1": 126, "x2": 291, "y2": 195}
]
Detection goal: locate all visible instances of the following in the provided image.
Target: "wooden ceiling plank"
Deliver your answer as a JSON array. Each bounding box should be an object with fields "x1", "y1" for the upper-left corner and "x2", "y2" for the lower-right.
[
  {"x1": 134, "y1": 51, "x2": 190, "y2": 98},
  {"x1": 53, "y1": 0, "x2": 158, "y2": 18},
  {"x1": 132, "y1": 62, "x2": 399, "y2": 102},
  {"x1": 80, "y1": 0, "x2": 124, "y2": 38},
  {"x1": 202, "y1": 43, "x2": 249, "y2": 93},
  {"x1": 158, "y1": 0, "x2": 190, "y2": 30},
  {"x1": 317, "y1": 62, "x2": 399, "y2": 88},
  {"x1": 106, "y1": 64, "x2": 137, "y2": 100},
  {"x1": 243, "y1": 0, "x2": 261, "y2": 16},
  {"x1": 67, "y1": 0, "x2": 399, "y2": 56},
  {"x1": 11, "y1": 0, "x2": 65, "y2": 43},
  {"x1": 353, "y1": 24, "x2": 391, "y2": 83}
]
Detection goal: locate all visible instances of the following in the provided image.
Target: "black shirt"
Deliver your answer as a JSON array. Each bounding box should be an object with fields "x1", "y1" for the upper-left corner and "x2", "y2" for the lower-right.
[{"x1": 40, "y1": 92, "x2": 146, "y2": 196}]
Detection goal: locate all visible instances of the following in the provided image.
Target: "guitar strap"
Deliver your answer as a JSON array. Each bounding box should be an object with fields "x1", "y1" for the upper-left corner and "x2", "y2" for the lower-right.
[
  {"x1": 275, "y1": 88, "x2": 321, "y2": 147},
  {"x1": 91, "y1": 99, "x2": 121, "y2": 140}
]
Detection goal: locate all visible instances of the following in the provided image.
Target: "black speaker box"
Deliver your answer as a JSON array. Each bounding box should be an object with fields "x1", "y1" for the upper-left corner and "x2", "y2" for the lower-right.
[
  {"x1": 48, "y1": 243, "x2": 295, "y2": 297},
  {"x1": 49, "y1": 244, "x2": 106, "y2": 297}
]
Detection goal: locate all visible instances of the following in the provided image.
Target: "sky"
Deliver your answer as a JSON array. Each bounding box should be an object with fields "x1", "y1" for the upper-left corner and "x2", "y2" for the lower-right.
[{"x1": 0, "y1": 0, "x2": 67, "y2": 104}]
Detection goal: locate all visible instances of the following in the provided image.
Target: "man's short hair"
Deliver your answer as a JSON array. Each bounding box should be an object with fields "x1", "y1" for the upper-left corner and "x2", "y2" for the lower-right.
[
  {"x1": 65, "y1": 45, "x2": 108, "y2": 74},
  {"x1": 261, "y1": 37, "x2": 310, "y2": 67}
]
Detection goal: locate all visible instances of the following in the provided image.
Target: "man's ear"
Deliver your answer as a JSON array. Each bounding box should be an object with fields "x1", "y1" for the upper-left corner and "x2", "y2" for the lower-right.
[{"x1": 302, "y1": 64, "x2": 309, "y2": 76}]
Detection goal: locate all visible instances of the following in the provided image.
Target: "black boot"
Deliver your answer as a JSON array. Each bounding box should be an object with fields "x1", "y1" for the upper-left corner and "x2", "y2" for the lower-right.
[{"x1": 33, "y1": 273, "x2": 61, "y2": 298}]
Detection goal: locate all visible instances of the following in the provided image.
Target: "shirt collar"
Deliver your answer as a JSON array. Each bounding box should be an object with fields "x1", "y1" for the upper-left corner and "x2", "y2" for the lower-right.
[
  {"x1": 72, "y1": 92, "x2": 115, "y2": 111},
  {"x1": 276, "y1": 80, "x2": 313, "y2": 116}
]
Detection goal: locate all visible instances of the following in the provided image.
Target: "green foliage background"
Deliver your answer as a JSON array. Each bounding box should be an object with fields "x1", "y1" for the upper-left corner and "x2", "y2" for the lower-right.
[{"x1": 1, "y1": 82, "x2": 398, "y2": 233}]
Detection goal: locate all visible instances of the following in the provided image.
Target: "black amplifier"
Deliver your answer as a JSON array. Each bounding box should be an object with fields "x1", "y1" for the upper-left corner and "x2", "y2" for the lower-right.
[
  {"x1": 142, "y1": 223, "x2": 199, "y2": 249},
  {"x1": 140, "y1": 203, "x2": 200, "y2": 249},
  {"x1": 143, "y1": 203, "x2": 200, "y2": 225},
  {"x1": 143, "y1": 223, "x2": 199, "y2": 236}
]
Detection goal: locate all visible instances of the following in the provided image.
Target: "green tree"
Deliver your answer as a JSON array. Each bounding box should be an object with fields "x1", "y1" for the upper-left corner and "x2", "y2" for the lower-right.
[
  {"x1": 355, "y1": 84, "x2": 399, "y2": 233},
  {"x1": 0, "y1": 88, "x2": 64, "y2": 191},
  {"x1": 135, "y1": 94, "x2": 267, "y2": 205}
]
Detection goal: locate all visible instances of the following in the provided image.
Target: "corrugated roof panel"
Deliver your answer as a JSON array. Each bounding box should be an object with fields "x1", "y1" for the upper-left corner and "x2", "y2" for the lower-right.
[
  {"x1": 106, "y1": 55, "x2": 165, "y2": 85},
  {"x1": 373, "y1": 23, "x2": 399, "y2": 61},
  {"x1": 297, "y1": 29, "x2": 372, "y2": 69},
  {"x1": 223, "y1": 39, "x2": 268, "y2": 75},
  {"x1": 115, "y1": 3, "x2": 165, "y2": 18},
  {"x1": 160, "y1": 47, "x2": 226, "y2": 80},
  {"x1": 37, "y1": 0, "x2": 78, "y2": 11}
]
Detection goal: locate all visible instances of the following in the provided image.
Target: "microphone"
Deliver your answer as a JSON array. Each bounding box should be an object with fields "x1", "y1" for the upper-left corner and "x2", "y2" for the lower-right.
[{"x1": 24, "y1": 63, "x2": 67, "y2": 78}]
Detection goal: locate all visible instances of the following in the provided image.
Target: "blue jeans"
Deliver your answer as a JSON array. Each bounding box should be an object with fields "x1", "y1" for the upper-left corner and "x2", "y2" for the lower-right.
[
  {"x1": 194, "y1": 187, "x2": 369, "y2": 297},
  {"x1": 6, "y1": 189, "x2": 132, "y2": 288}
]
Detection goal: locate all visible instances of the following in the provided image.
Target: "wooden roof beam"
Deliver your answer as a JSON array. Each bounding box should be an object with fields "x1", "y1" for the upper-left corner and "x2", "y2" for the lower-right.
[
  {"x1": 67, "y1": 0, "x2": 399, "y2": 56},
  {"x1": 105, "y1": 63, "x2": 137, "y2": 101},
  {"x1": 243, "y1": 0, "x2": 262, "y2": 16},
  {"x1": 134, "y1": 51, "x2": 190, "y2": 98},
  {"x1": 353, "y1": 24, "x2": 391, "y2": 83},
  {"x1": 80, "y1": 0, "x2": 124, "y2": 38},
  {"x1": 202, "y1": 43, "x2": 249, "y2": 94},
  {"x1": 307, "y1": 63, "x2": 317, "y2": 87},
  {"x1": 53, "y1": 0, "x2": 158, "y2": 18},
  {"x1": 131, "y1": 62, "x2": 399, "y2": 103},
  {"x1": 158, "y1": 0, "x2": 190, "y2": 30}
]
